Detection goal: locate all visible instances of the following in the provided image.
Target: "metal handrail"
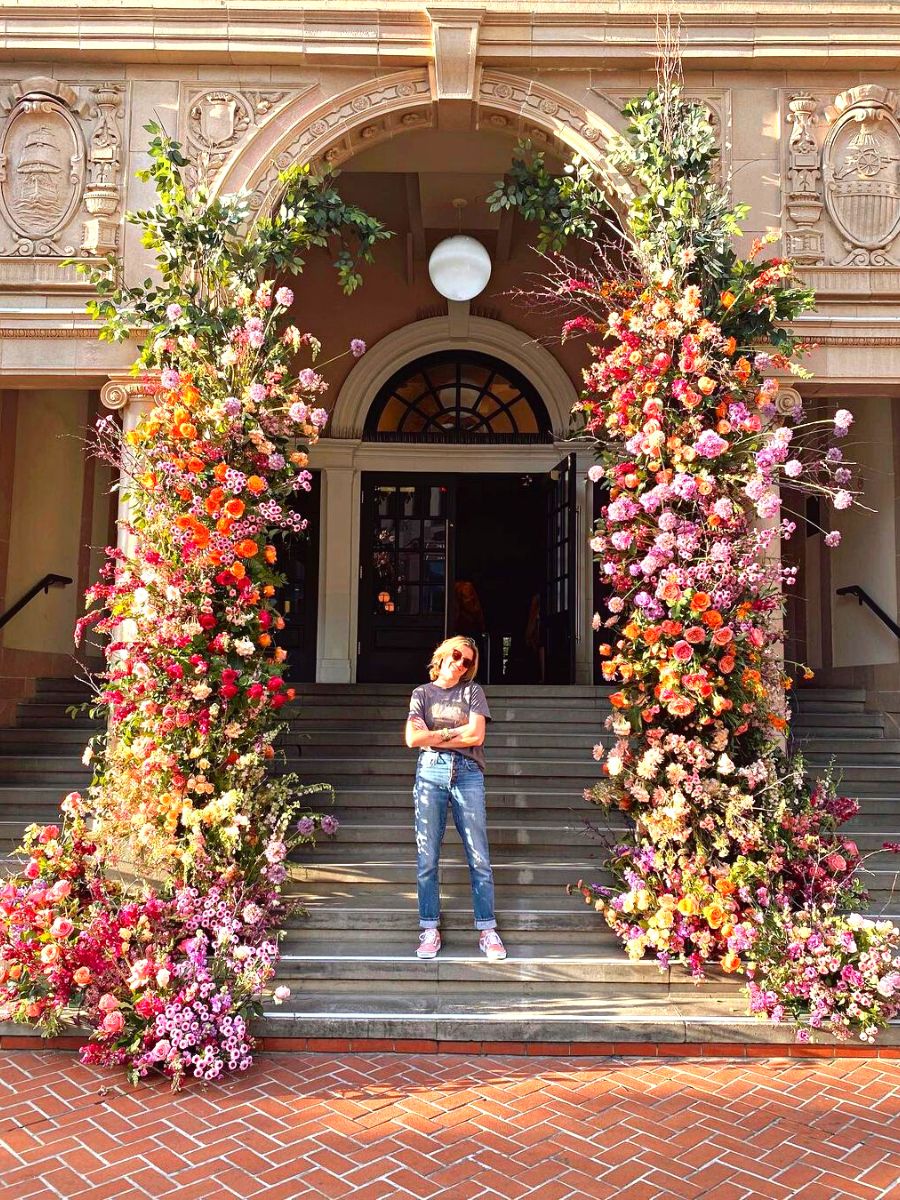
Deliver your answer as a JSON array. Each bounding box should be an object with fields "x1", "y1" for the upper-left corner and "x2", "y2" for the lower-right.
[
  {"x1": 836, "y1": 585, "x2": 900, "y2": 639},
  {"x1": 0, "y1": 574, "x2": 73, "y2": 630}
]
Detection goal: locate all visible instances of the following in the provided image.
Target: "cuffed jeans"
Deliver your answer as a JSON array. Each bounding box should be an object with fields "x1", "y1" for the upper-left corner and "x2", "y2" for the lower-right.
[{"x1": 413, "y1": 749, "x2": 497, "y2": 931}]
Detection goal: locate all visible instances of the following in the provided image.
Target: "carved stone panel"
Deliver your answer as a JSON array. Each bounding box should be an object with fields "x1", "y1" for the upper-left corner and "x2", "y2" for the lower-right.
[
  {"x1": 0, "y1": 76, "x2": 127, "y2": 289},
  {"x1": 781, "y1": 85, "x2": 900, "y2": 291},
  {"x1": 181, "y1": 86, "x2": 308, "y2": 189}
]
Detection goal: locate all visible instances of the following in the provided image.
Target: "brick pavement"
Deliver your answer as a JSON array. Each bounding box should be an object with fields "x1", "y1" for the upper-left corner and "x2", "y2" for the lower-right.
[{"x1": 0, "y1": 1051, "x2": 897, "y2": 1200}]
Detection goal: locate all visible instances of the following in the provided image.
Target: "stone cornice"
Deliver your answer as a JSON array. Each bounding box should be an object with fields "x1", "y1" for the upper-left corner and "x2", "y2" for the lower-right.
[{"x1": 4, "y1": 3, "x2": 900, "y2": 67}]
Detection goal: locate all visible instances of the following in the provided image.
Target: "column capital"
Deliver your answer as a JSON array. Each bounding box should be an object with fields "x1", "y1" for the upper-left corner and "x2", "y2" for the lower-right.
[{"x1": 100, "y1": 369, "x2": 160, "y2": 412}]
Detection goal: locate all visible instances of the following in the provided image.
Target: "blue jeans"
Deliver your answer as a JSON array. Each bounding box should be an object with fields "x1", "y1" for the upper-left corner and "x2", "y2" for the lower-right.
[{"x1": 413, "y1": 750, "x2": 497, "y2": 931}]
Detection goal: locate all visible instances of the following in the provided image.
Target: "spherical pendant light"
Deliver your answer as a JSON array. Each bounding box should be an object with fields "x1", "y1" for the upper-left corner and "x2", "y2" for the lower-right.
[{"x1": 428, "y1": 234, "x2": 492, "y2": 302}]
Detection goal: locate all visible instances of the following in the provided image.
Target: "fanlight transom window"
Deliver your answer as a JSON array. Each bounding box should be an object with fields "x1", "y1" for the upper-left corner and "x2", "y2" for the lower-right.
[{"x1": 364, "y1": 351, "x2": 552, "y2": 443}]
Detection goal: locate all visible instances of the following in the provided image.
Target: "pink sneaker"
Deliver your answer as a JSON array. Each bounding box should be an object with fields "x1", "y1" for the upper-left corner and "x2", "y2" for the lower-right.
[
  {"x1": 479, "y1": 930, "x2": 507, "y2": 961},
  {"x1": 416, "y1": 929, "x2": 441, "y2": 959}
]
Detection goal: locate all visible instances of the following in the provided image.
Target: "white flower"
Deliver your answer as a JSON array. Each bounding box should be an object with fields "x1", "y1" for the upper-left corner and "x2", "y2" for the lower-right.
[
  {"x1": 191, "y1": 683, "x2": 212, "y2": 701},
  {"x1": 273, "y1": 985, "x2": 291, "y2": 1005},
  {"x1": 234, "y1": 637, "x2": 255, "y2": 657},
  {"x1": 717, "y1": 753, "x2": 735, "y2": 776}
]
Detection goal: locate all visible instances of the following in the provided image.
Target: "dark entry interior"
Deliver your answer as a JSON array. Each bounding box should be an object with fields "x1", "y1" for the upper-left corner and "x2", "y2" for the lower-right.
[{"x1": 357, "y1": 464, "x2": 577, "y2": 685}]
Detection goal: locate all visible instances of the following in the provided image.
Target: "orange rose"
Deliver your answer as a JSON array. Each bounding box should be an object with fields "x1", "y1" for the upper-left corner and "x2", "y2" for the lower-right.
[
  {"x1": 721, "y1": 952, "x2": 741, "y2": 974},
  {"x1": 702, "y1": 903, "x2": 725, "y2": 930},
  {"x1": 263, "y1": 585, "x2": 276, "y2": 598},
  {"x1": 178, "y1": 422, "x2": 197, "y2": 441},
  {"x1": 264, "y1": 545, "x2": 278, "y2": 565},
  {"x1": 711, "y1": 627, "x2": 733, "y2": 646},
  {"x1": 719, "y1": 656, "x2": 735, "y2": 674},
  {"x1": 720, "y1": 290, "x2": 736, "y2": 309},
  {"x1": 702, "y1": 609, "x2": 723, "y2": 629},
  {"x1": 230, "y1": 561, "x2": 246, "y2": 579},
  {"x1": 714, "y1": 878, "x2": 737, "y2": 897},
  {"x1": 73, "y1": 966, "x2": 92, "y2": 986},
  {"x1": 667, "y1": 695, "x2": 695, "y2": 718},
  {"x1": 246, "y1": 476, "x2": 267, "y2": 495},
  {"x1": 660, "y1": 582, "x2": 682, "y2": 603},
  {"x1": 685, "y1": 625, "x2": 706, "y2": 644},
  {"x1": 186, "y1": 457, "x2": 204, "y2": 474},
  {"x1": 214, "y1": 462, "x2": 229, "y2": 482},
  {"x1": 258, "y1": 634, "x2": 272, "y2": 648},
  {"x1": 224, "y1": 498, "x2": 245, "y2": 519},
  {"x1": 235, "y1": 540, "x2": 258, "y2": 559},
  {"x1": 689, "y1": 592, "x2": 711, "y2": 613},
  {"x1": 697, "y1": 375, "x2": 717, "y2": 395},
  {"x1": 609, "y1": 691, "x2": 628, "y2": 709},
  {"x1": 192, "y1": 526, "x2": 210, "y2": 549}
]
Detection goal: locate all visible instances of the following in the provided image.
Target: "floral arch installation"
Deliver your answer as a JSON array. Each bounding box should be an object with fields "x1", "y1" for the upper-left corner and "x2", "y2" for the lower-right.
[{"x1": 363, "y1": 350, "x2": 553, "y2": 444}]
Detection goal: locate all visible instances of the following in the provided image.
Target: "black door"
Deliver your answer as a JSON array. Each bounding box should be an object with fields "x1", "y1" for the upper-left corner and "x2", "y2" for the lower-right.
[
  {"x1": 357, "y1": 476, "x2": 453, "y2": 683},
  {"x1": 545, "y1": 453, "x2": 578, "y2": 684},
  {"x1": 278, "y1": 472, "x2": 321, "y2": 683}
]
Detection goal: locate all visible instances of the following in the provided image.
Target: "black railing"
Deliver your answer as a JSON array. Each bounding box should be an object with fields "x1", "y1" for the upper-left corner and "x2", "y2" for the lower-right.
[
  {"x1": 0, "y1": 574, "x2": 73, "y2": 630},
  {"x1": 836, "y1": 585, "x2": 900, "y2": 639}
]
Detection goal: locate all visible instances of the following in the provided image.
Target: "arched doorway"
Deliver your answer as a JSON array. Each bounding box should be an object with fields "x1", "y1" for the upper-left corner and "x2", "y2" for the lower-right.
[{"x1": 356, "y1": 351, "x2": 576, "y2": 684}]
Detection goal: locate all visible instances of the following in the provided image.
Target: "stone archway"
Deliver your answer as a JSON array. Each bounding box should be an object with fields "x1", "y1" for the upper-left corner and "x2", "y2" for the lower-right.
[
  {"x1": 329, "y1": 314, "x2": 579, "y2": 440},
  {"x1": 210, "y1": 68, "x2": 634, "y2": 228}
]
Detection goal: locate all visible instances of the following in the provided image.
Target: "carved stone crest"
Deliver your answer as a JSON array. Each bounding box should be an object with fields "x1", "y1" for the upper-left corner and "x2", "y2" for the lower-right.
[
  {"x1": 0, "y1": 76, "x2": 126, "y2": 282},
  {"x1": 0, "y1": 98, "x2": 85, "y2": 246},
  {"x1": 184, "y1": 87, "x2": 299, "y2": 188},
  {"x1": 822, "y1": 86, "x2": 900, "y2": 262}
]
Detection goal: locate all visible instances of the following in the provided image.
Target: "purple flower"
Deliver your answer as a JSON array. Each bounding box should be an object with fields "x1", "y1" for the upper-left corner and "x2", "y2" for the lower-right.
[
  {"x1": 824, "y1": 530, "x2": 841, "y2": 548},
  {"x1": 320, "y1": 814, "x2": 339, "y2": 835},
  {"x1": 833, "y1": 489, "x2": 852, "y2": 511},
  {"x1": 784, "y1": 459, "x2": 802, "y2": 478},
  {"x1": 298, "y1": 368, "x2": 320, "y2": 390},
  {"x1": 161, "y1": 367, "x2": 180, "y2": 390},
  {"x1": 296, "y1": 817, "x2": 315, "y2": 837},
  {"x1": 350, "y1": 338, "x2": 367, "y2": 358},
  {"x1": 289, "y1": 401, "x2": 308, "y2": 423},
  {"x1": 694, "y1": 430, "x2": 729, "y2": 459},
  {"x1": 248, "y1": 383, "x2": 266, "y2": 403},
  {"x1": 165, "y1": 303, "x2": 183, "y2": 322},
  {"x1": 834, "y1": 408, "x2": 854, "y2": 436},
  {"x1": 223, "y1": 396, "x2": 241, "y2": 417}
]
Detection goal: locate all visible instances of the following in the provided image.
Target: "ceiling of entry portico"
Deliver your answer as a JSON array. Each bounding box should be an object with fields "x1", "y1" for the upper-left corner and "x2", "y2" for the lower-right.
[{"x1": 335, "y1": 124, "x2": 622, "y2": 256}]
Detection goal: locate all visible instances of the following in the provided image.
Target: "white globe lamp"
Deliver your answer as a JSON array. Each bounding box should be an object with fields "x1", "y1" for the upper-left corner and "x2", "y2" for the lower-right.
[{"x1": 428, "y1": 234, "x2": 492, "y2": 302}]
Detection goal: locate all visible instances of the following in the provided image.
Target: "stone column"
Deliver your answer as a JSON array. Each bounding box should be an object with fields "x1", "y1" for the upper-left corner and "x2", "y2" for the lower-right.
[
  {"x1": 99, "y1": 371, "x2": 158, "y2": 557},
  {"x1": 315, "y1": 447, "x2": 360, "y2": 683}
]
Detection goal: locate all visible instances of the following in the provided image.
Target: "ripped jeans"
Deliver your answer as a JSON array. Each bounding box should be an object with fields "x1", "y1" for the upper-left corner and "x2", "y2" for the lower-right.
[{"x1": 413, "y1": 749, "x2": 497, "y2": 931}]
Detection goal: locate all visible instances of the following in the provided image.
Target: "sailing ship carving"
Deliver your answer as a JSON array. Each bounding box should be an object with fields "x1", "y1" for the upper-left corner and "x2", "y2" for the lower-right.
[{"x1": 0, "y1": 98, "x2": 85, "y2": 242}]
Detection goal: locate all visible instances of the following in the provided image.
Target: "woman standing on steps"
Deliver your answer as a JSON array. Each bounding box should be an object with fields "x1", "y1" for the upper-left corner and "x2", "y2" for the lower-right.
[{"x1": 404, "y1": 634, "x2": 506, "y2": 962}]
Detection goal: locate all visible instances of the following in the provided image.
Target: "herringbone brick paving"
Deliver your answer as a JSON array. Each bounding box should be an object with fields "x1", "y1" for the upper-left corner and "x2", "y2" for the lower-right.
[{"x1": 0, "y1": 1052, "x2": 897, "y2": 1200}]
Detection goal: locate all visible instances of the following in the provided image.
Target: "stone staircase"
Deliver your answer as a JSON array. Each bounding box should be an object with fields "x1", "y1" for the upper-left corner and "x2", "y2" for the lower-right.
[{"x1": 1, "y1": 679, "x2": 898, "y2": 1047}]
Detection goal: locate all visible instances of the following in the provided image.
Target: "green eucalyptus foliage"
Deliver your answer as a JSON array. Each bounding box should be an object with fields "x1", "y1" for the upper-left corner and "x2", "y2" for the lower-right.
[{"x1": 68, "y1": 122, "x2": 391, "y2": 365}]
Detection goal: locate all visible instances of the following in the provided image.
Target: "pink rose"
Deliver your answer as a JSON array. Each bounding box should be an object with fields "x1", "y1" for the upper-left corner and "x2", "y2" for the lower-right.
[
  {"x1": 50, "y1": 917, "x2": 74, "y2": 939},
  {"x1": 98, "y1": 993, "x2": 120, "y2": 1013},
  {"x1": 672, "y1": 640, "x2": 693, "y2": 662},
  {"x1": 101, "y1": 1010, "x2": 125, "y2": 1035}
]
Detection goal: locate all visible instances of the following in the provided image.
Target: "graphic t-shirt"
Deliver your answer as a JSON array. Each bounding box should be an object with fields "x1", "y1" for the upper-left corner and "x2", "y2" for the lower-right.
[{"x1": 407, "y1": 681, "x2": 492, "y2": 773}]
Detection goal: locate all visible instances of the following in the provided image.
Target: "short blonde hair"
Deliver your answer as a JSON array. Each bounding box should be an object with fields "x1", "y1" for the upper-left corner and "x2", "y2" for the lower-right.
[{"x1": 428, "y1": 635, "x2": 479, "y2": 683}]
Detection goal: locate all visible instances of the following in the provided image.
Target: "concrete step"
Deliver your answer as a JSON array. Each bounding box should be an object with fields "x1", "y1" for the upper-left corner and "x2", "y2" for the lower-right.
[{"x1": 250, "y1": 992, "x2": 900, "y2": 1045}]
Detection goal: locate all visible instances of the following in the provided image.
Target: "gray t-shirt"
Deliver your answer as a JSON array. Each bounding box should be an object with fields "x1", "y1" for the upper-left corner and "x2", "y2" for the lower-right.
[{"x1": 408, "y1": 681, "x2": 492, "y2": 773}]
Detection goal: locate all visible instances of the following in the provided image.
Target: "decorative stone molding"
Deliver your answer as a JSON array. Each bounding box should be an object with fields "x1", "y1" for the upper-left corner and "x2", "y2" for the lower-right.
[
  {"x1": 330, "y1": 314, "x2": 579, "y2": 440},
  {"x1": 426, "y1": 6, "x2": 484, "y2": 102},
  {"x1": 180, "y1": 85, "x2": 312, "y2": 189},
  {"x1": 0, "y1": 75, "x2": 126, "y2": 290},
  {"x1": 782, "y1": 86, "x2": 900, "y2": 289},
  {"x1": 100, "y1": 370, "x2": 158, "y2": 412},
  {"x1": 211, "y1": 69, "x2": 634, "y2": 226},
  {"x1": 775, "y1": 386, "x2": 803, "y2": 417}
]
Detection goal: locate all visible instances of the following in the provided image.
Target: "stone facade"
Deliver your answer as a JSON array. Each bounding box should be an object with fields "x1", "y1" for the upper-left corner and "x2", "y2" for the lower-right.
[{"x1": 0, "y1": 1, "x2": 897, "y2": 709}]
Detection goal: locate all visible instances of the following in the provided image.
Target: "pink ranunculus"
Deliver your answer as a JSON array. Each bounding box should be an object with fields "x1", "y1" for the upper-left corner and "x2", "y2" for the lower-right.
[
  {"x1": 50, "y1": 917, "x2": 74, "y2": 939},
  {"x1": 98, "y1": 993, "x2": 120, "y2": 1013}
]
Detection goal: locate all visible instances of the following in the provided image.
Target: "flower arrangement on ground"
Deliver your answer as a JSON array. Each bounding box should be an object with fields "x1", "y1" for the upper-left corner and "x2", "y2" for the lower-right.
[
  {"x1": 0, "y1": 126, "x2": 388, "y2": 1083},
  {"x1": 492, "y1": 81, "x2": 899, "y2": 1040}
]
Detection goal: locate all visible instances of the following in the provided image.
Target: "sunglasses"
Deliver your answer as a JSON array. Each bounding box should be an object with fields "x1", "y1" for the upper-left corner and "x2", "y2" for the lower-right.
[{"x1": 450, "y1": 648, "x2": 475, "y2": 668}]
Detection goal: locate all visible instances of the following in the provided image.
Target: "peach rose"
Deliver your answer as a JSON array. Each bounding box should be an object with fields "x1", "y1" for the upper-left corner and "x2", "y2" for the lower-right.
[{"x1": 73, "y1": 966, "x2": 92, "y2": 987}]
